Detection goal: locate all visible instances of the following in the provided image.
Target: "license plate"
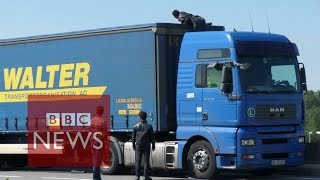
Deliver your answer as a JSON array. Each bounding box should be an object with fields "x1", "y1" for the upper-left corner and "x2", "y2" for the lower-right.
[{"x1": 271, "y1": 160, "x2": 286, "y2": 166}]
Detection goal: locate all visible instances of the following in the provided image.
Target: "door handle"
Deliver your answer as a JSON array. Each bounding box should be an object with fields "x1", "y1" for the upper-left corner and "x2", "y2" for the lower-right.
[{"x1": 202, "y1": 112, "x2": 208, "y2": 120}]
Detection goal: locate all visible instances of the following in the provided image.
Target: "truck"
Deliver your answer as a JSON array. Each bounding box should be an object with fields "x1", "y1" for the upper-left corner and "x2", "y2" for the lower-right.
[{"x1": 0, "y1": 23, "x2": 307, "y2": 179}]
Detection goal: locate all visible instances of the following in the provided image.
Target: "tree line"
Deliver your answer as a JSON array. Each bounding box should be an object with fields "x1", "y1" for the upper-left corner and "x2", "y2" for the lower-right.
[{"x1": 305, "y1": 90, "x2": 320, "y2": 143}]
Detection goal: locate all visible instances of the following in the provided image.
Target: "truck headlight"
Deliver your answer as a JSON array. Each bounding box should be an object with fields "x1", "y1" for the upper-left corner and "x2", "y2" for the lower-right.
[
  {"x1": 298, "y1": 137, "x2": 305, "y2": 144},
  {"x1": 241, "y1": 139, "x2": 255, "y2": 146}
]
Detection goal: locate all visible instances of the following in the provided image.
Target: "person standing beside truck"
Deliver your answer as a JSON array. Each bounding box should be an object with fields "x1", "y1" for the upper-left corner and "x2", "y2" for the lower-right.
[
  {"x1": 91, "y1": 106, "x2": 107, "y2": 180},
  {"x1": 132, "y1": 111, "x2": 155, "y2": 180}
]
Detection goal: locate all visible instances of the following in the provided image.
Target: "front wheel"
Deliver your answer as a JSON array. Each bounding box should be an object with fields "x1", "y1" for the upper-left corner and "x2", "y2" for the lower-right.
[{"x1": 187, "y1": 140, "x2": 218, "y2": 179}]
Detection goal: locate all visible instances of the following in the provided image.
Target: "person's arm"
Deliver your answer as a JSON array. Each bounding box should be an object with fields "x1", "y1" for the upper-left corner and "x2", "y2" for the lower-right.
[
  {"x1": 149, "y1": 125, "x2": 155, "y2": 151},
  {"x1": 178, "y1": 12, "x2": 189, "y2": 24},
  {"x1": 190, "y1": 16, "x2": 198, "y2": 30},
  {"x1": 132, "y1": 126, "x2": 136, "y2": 151}
]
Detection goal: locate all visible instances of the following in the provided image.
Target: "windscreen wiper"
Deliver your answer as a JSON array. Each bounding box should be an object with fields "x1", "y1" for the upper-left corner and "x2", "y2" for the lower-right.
[
  {"x1": 245, "y1": 90, "x2": 273, "y2": 94},
  {"x1": 275, "y1": 90, "x2": 297, "y2": 94}
]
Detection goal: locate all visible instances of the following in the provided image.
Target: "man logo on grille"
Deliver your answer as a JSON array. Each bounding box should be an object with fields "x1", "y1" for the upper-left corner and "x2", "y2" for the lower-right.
[{"x1": 270, "y1": 107, "x2": 285, "y2": 113}]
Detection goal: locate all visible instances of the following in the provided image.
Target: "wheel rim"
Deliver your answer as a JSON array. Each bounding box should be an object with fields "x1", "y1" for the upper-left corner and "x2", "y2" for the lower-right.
[{"x1": 192, "y1": 148, "x2": 209, "y2": 171}]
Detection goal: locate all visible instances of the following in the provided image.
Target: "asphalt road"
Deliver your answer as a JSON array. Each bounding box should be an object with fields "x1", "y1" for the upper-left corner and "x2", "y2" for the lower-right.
[{"x1": 1, "y1": 167, "x2": 320, "y2": 180}]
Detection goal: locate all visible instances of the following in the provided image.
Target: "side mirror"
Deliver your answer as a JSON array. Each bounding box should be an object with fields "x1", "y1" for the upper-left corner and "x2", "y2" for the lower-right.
[
  {"x1": 299, "y1": 63, "x2": 307, "y2": 93},
  {"x1": 220, "y1": 65, "x2": 233, "y2": 94}
]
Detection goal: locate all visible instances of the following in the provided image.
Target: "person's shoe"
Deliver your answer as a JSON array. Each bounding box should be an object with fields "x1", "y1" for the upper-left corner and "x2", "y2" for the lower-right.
[
  {"x1": 134, "y1": 176, "x2": 140, "y2": 180},
  {"x1": 144, "y1": 177, "x2": 152, "y2": 180}
]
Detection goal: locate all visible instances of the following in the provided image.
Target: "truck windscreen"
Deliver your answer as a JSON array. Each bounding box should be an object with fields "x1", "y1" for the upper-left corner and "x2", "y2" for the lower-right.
[{"x1": 238, "y1": 56, "x2": 301, "y2": 94}]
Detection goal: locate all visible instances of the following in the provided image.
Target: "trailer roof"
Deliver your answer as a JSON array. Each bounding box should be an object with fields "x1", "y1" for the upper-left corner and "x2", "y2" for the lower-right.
[{"x1": 0, "y1": 23, "x2": 225, "y2": 46}]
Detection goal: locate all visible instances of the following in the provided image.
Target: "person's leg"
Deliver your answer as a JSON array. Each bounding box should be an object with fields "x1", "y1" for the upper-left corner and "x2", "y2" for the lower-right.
[
  {"x1": 143, "y1": 146, "x2": 151, "y2": 180},
  {"x1": 135, "y1": 145, "x2": 143, "y2": 180},
  {"x1": 93, "y1": 166, "x2": 101, "y2": 180},
  {"x1": 92, "y1": 149, "x2": 102, "y2": 180}
]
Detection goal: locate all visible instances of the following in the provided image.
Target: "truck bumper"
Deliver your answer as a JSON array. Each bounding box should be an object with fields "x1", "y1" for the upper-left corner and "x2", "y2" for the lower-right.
[
  {"x1": 217, "y1": 125, "x2": 305, "y2": 170},
  {"x1": 237, "y1": 157, "x2": 304, "y2": 170}
]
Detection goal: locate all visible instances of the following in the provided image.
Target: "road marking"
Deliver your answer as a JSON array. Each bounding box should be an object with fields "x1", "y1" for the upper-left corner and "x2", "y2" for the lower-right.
[
  {"x1": 260, "y1": 176, "x2": 320, "y2": 180},
  {"x1": 42, "y1": 177, "x2": 91, "y2": 180},
  {"x1": 0, "y1": 175, "x2": 23, "y2": 178}
]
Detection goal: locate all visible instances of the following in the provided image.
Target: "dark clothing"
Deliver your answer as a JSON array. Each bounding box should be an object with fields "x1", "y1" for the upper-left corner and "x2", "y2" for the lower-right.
[
  {"x1": 132, "y1": 120, "x2": 155, "y2": 179},
  {"x1": 135, "y1": 145, "x2": 151, "y2": 179},
  {"x1": 177, "y1": 11, "x2": 207, "y2": 31},
  {"x1": 177, "y1": 11, "x2": 193, "y2": 24},
  {"x1": 132, "y1": 120, "x2": 155, "y2": 148},
  {"x1": 93, "y1": 166, "x2": 102, "y2": 180},
  {"x1": 92, "y1": 148, "x2": 103, "y2": 180}
]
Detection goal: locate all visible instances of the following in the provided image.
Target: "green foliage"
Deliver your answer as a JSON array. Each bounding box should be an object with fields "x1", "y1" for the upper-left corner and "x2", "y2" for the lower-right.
[{"x1": 305, "y1": 90, "x2": 320, "y2": 143}]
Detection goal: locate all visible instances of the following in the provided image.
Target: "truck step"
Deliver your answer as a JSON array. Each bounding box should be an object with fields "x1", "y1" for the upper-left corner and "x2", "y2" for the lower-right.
[{"x1": 165, "y1": 144, "x2": 178, "y2": 169}]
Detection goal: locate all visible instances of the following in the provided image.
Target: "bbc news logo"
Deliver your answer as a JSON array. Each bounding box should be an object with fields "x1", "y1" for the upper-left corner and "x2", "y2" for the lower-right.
[
  {"x1": 27, "y1": 95, "x2": 110, "y2": 167},
  {"x1": 33, "y1": 112, "x2": 103, "y2": 150},
  {"x1": 46, "y1": 113, "x2": 91, "y2": 127}
]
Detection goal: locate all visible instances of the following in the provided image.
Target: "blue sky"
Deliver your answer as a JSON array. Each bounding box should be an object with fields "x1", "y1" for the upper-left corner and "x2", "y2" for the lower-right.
[{"x1": 1, "y1": 0, "x2": 319, "y2": 90}]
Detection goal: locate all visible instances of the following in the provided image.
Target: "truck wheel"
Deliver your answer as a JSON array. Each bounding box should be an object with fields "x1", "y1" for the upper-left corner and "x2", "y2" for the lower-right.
[
  {"x1": 187, "y1": 140, "x2": 217, "y2": 179},
  {"x1": 100, "y1": 142, "x2": 120, "y2": 175}
]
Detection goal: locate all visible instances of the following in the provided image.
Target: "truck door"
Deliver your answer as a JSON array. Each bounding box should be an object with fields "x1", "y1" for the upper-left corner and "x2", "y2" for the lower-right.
[
  {"x1": 178, "y1": 62, "x2": 203, "y2": 126},
  {"x1": 194, "y1": 63, "x2": 205, "y2": 125},
  {"x1": 201, "y1": 62, "x2": 237, "y2": 126}
]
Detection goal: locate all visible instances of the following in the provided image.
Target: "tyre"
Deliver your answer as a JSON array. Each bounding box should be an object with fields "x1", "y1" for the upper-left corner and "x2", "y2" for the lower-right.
[
  {"x1": 100, "y1": 142, "x2": 120, "y2": 175},
  {"x1": 187, "y1": 140, "x2": 218, "y2": 179}
]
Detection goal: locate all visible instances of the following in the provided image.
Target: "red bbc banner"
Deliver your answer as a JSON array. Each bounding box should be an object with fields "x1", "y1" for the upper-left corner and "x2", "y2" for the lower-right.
[{"x1": 27, "y1": 95, "x2": 110, "y2": 167}]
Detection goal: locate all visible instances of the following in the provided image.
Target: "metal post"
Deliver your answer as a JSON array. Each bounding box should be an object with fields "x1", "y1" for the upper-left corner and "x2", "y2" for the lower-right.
[
  {"x1": 110, "y1": 115, "x2": 114, "y2": 129},
  {"x1": 125, "y1": 115, "x2": 129, "y2": 129},
  {"x1": 309, "y1": 132, "x2": 313, "y2": 143},
  {"x1": 5, "y1": 118, "x2": 8, "y2": 131},
  {"x1": 309, "y1": 133, "x2": 311, "y2": 143},
  {"x1": 15, "y1": 117, "x2": 18, "y2": 131}
]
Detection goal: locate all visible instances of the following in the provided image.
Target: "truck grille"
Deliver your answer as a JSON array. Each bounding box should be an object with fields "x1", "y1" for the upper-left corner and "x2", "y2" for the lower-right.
[
  {"x1": 262, "y1": 138, "x2": 288, "y2": 144},
  {"x1": 256, "y1": 104, "x2": 296, "y2": 120},
  {"x1": 262, "y1": 153, "x2": 288, "y2": 159}
]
